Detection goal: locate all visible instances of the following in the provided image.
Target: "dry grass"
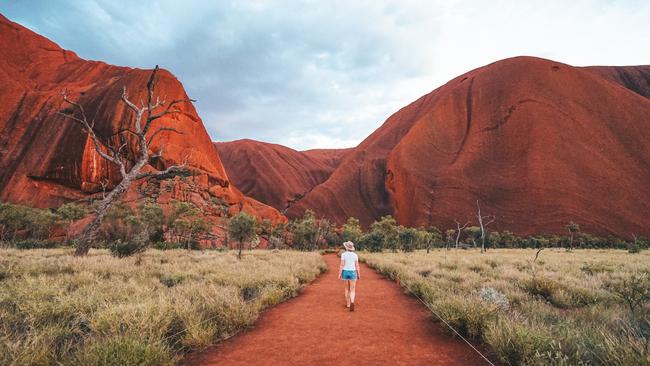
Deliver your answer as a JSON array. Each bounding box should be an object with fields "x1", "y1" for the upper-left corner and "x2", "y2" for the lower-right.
[
  {"x1": 0, "y1": 249, "x2": 325, "y2": 365},
  {"x1": 362, "y1": 249, "x2": 650, "y2": 366}
]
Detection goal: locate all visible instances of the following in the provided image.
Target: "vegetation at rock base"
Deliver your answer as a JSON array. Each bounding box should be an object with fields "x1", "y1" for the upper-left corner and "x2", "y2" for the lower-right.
[
  {"x1": 363, "y1": 249, "x2": 650, "y2": 365},
  {"x1": 0, "y1": 249, "x2": 325, "y2": 365}
]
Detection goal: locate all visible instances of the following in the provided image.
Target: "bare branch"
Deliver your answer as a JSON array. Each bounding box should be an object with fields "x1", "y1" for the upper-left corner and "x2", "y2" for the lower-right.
[
  {"x1": 454, "y1": 220, "x2": 470, "y2": 230},
  {"x1": 59, "y1": 91, "x2": 125, "y2": 174},
  {"x1": 111, "y1": 127, "x2": 139, "y2": 137},
  {"x1": 148, "y1": 126, "x2": 183, "y2": 146},
  {"x1": 135, "y1": 164, "x2": 187, "y2": 180},
  {"x1": 121, "y1": 86, "x2": 141, "y2": 114},
  {"x1": 144, "y1": 98, "x2": 195, "y2": 132},
  {"x1": 484, "y1": 216, "x2": 496, "y2": 226}
]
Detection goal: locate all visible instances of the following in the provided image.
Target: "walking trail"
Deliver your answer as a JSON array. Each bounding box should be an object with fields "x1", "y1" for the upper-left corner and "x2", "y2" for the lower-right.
[{"x1": 182, "y1": 254, "x2": 490, "y2": 365}]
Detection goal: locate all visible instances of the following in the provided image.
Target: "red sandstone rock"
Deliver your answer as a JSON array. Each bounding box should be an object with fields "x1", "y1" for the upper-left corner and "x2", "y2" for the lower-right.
[
  {"x1": 287, "y1": 57, "x2": 650, "y2": 237},
  {"x1": 214, "y1": 139, "x2": 351, "y2": 212},
  {"x1": 0, "y1": 14, "x2": 283, "y2": 224}
]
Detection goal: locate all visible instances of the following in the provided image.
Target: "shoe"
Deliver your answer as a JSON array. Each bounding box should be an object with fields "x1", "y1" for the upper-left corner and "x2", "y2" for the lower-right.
[{"x1": 350, "y1": 303, "x2": 355, "y2": 312}]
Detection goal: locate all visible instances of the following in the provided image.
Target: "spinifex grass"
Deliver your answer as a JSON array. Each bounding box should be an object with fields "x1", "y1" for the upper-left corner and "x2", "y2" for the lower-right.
[
  {"x1": 363, "y1": 249, "x2": 649, "y2": 366},
  {"x1": 0, "y1": 249, "x2": 325, "y2": 365}
]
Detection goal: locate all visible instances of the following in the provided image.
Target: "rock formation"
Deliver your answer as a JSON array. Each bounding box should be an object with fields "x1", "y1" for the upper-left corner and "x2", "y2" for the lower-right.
[
  {"x1": 214, "y1": 139, "x2": 351, "y2": 212},
  {"x1": 0, "y1": 14, "x2": 283, "y2": 225},
  {"x1": 285, "y1": 57, "x2": 650, "y2": 237}
]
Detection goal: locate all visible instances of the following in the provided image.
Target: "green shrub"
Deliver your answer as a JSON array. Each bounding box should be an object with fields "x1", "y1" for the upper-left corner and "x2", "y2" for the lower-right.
[
  {"x1": 109, "y1": 240, "x2": 147, "y2": 258},
  {"x1": 605, "y1": 272, "x2": 650, "y2": 313},
  {"x1": 159, "y1": 274, "x2": 185, "y2": 288},
  {"x1": 13, "y1": 239, "x2": 59, "y2": 249},
  {"x1": 154, "y1": 241, "x2": 183, "y2": 250},
  {"x1": 627, "y1": 243, "x2": 642, "y2": 254},
  {"x1": 358, "y1": 231, "x2": 384, "y2": 252}
]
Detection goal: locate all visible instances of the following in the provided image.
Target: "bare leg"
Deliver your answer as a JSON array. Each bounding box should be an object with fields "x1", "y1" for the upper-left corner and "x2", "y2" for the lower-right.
[
  {"x1": 345, "y1": 281, "x2": 351, "y2": 307},
  {"x1": 349, "y1": 280, "x2": 357, "y2": 304}
]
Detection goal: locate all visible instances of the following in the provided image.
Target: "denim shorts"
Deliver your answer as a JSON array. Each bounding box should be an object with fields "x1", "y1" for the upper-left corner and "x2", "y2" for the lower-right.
[{"x1": 341, "y1": 270, "x2": 357, "y2": 280}]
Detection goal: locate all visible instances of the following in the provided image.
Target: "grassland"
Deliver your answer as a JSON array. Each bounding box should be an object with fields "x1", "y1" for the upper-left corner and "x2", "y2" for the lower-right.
[
  {"x1": 0, "y1": 249, "x2": 326, "y2": 366},
  {"x1": 362, "y1": 249, "x2": 650, "y2": 366}
]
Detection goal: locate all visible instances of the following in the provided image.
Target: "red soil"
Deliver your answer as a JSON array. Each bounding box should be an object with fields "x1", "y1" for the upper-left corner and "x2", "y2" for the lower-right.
[
  {"x1": 215, "y1": 139, "x2": 352, "y2": 212},
  {"x1": 182, "y1": 255, "x2": 490, "y2": 366},
  {"x1": 287, "y1": 57, "x2": 650, "y2": 237},
  {"x1": 0, "y1": 15, "x2": 282, "y2": 223}
]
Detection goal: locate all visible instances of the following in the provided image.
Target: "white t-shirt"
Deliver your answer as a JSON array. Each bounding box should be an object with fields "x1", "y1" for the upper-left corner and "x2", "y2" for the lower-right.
[{"x1": 341, "y1": 251, "x2": 358, "y2": 271}]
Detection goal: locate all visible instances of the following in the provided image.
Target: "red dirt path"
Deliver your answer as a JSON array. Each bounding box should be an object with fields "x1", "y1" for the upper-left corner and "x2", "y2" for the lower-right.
[{"x1": 182, "y1": 255, "x2": 490, "y2": 365}]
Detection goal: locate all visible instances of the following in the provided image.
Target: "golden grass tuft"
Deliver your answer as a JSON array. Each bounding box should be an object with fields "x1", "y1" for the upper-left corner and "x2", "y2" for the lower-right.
[
  {"x1": 362, "y1": 249, "x2": 650, "y2": 366},
  {"x1": 0, "y1": 249, "x2": 325, "y2": 365}
]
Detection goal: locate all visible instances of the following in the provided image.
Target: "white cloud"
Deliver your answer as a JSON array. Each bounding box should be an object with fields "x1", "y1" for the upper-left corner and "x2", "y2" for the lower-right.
[{"x1": 2, "y1": 0, "x2": 649, "y2": 149}]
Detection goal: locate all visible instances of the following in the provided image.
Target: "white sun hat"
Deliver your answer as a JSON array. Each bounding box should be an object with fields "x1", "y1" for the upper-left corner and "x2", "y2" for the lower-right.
[{"x1": 343, "y1": 241, "x2": 355, "y2": 251}]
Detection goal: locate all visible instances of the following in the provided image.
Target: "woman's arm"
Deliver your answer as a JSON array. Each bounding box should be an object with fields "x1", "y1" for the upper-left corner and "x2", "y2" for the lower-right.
[
  {"x1": 355, "y1": 259, "x2": 361, "y2": 279},
  {"x1": 338, "y1": 257, "x2": 344, "y2": 279}
]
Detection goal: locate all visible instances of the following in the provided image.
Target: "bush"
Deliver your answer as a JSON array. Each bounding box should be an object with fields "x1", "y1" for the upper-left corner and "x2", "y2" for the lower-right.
[
  {"x1": 628, "y1": 243, "x2": 642, "y2": 254},
  {"x1": 605, "y1": 272, "x2": 650, "y2": 313},
  {"x1": 371, "y1": 216, "x2": 398, "y2": 252},
  {"x1": 341, "y1": 217, "x2": 363, "y2": 244},
  {"x1": 160, "y1": 274, "x2": 185, "y2": 288},
  {"x1": 109, "y1": 240, "x2": 148, "y2": 258},
  {"x1": 13, "y1": 239, "x2": 59, "y2": 249},
  {"x1": 0, "y1": 202, "x2": 59, "y2": 241},
  {"x1": 154, "y1": 242, "x2": 183, "y2": 250},
  {"x1": 358, "y1": 231, "x2": 383, "y2": 252},
  {"x1": 398, "y1": 226, "x2": 418, "y2": 252}
]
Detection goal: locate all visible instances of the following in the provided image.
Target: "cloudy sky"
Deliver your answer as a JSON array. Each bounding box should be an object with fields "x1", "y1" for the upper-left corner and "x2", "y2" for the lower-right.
[{"x1": 2, "y1": 1, "x2": 649, "y2": 150}]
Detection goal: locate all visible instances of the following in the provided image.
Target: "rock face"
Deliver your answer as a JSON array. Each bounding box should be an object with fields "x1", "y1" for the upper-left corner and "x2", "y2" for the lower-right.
[
  {"x1": 214, "y1": 139, "x2": 351, "y2": 212},
  {"x1": 0, "y1": 15, "x2": 283, "y2": 223},
  {"x1": 286, "y1": 57, "x2": 650, "y2": 237}
]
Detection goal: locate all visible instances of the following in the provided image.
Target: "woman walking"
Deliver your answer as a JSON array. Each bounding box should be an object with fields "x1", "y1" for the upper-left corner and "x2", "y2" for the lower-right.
[{"x1": 339, "y1": 241, "x2": 360, "y2": 311}]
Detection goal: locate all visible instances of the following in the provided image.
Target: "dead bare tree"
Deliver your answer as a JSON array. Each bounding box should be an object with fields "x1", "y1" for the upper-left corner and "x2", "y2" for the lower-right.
[
  {"x1": 454, "y1": 220, "x2": 469, "y2": 249},
  {"x1": 476, "y1": 200, "x2": 496, "y2": 253},
  {"x1": 58, "y1": 66, "x2": 193, "y2": 256}
]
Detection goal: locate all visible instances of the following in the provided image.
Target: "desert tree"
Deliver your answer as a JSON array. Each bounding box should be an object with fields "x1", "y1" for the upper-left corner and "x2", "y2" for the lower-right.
[
  {"x1": 566, "y1": 222, "x2": 580, "y2": 250},
  {"x1": 168, "y1": 201, "x2": 210, "y2": 250},
  {"x1": 445, "y1": 228, "x2": 455, "y2": 250},
  {"x1": 453, "y1": 220, "x2": 469, "y2": 249},
  {"x1": 56, "y1": 202, "x2": 87, "y2": 241},
  {"x1": 398, "y1": 226, "x2": 418, "y2": 252},
  {"x1": 371, "y1": 215, "x2": 399, "y2": 252},
  {"x1": 228, "y1": 212, "x2": 257, "y2": 259},
  {"x1": 341, "y1": 217, "x2": 363, "y2": 244},
  {"x1": 476, "y1": 200, "x2": 496, "y2": 253},
  {"x1": 58, "y1": 66, "x2": 193, "y2": 256}
]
